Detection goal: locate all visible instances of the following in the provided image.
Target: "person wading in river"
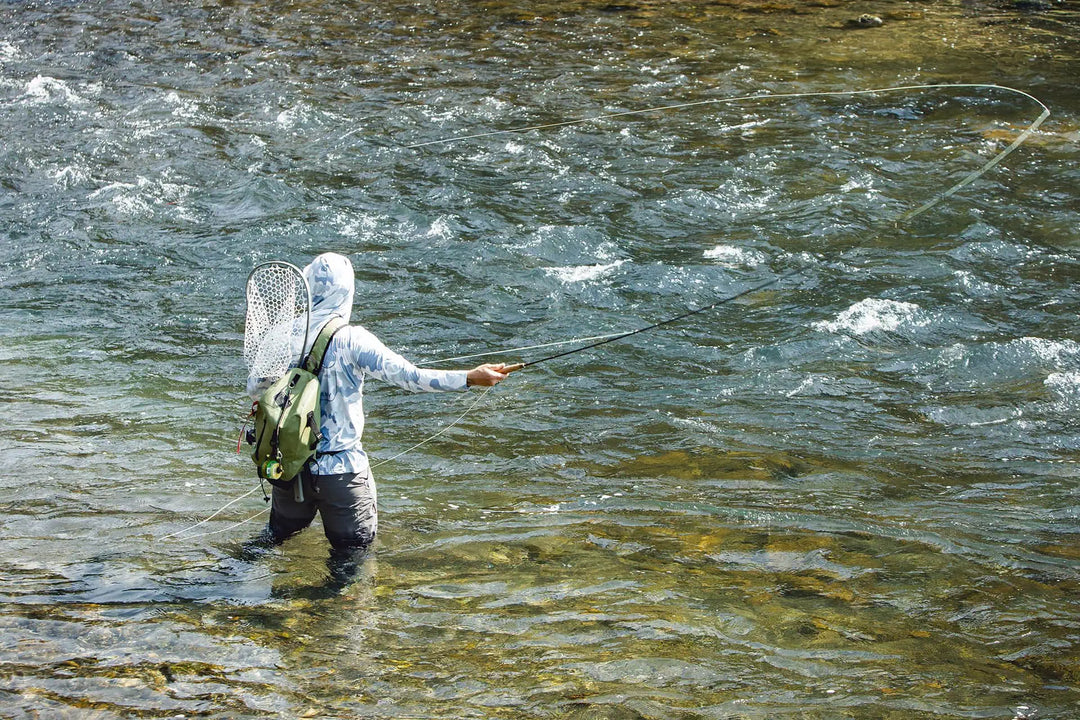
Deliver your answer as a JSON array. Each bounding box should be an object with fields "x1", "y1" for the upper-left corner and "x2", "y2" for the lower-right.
[{"x1": 247, "y1": 252, "x2": 519, "y2": 556}]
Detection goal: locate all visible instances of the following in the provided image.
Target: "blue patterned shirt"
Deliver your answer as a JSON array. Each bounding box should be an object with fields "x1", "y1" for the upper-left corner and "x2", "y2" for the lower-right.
[{"x1": 312, "y1": 323, "x2": 468, "y2": 475}]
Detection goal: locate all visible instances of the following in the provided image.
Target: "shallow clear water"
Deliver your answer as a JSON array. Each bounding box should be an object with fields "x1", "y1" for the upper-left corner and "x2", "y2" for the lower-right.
[{"x1": 2, "y1": 1, "x2": 1079, "y2": 718}]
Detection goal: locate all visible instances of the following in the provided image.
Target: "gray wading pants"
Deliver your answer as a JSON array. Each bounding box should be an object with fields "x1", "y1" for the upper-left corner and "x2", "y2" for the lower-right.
[{"x1": 268, "y1": 467, "x2": 377, "y2": 551}]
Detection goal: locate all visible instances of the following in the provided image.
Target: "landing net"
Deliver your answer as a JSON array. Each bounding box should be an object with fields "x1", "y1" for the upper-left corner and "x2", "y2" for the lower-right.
[{"x1": 244, "y1": 261, "x2": 310, "y2": 381}]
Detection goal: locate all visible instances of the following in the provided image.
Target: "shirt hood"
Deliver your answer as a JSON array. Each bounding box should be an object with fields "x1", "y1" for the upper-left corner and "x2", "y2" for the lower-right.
[{"x1": 299, "y1": 252, "x2": 354, "y2": 360}]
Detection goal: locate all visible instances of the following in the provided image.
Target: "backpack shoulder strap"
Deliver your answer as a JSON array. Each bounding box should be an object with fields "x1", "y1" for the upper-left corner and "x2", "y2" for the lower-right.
[{"x1": 302, "y1": 316, "x2": 347, "y2": 374}]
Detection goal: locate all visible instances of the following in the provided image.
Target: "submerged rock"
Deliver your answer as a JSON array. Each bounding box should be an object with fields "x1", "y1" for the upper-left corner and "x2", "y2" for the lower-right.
[{"x1": 847, "y1": 13, "x2": 885, "y2": 28}]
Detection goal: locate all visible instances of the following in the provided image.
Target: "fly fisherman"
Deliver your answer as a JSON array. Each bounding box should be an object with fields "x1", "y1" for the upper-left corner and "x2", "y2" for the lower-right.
[{"x1": 247, "y1": 252, "x2": 519, "y2": 556}]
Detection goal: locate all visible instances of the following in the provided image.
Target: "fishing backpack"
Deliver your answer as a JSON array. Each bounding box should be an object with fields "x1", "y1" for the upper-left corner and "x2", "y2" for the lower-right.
[{"x1": 250, "y1": 316, "x2": 346, "y2": 487}]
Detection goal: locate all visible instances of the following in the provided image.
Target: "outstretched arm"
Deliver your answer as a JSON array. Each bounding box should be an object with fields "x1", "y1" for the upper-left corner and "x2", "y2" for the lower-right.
[
  {"x1": 349, "y1": 325, "x2": 523, "y2": 392},
  {"x1": 466, "y1": 363, "x2": 524, "y2": 387}
]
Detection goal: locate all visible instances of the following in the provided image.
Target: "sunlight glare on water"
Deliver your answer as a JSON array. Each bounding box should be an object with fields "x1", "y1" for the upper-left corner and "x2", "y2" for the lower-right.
[{"x1": 1, "y1": 1, "x2": 1079, "y2": 718}]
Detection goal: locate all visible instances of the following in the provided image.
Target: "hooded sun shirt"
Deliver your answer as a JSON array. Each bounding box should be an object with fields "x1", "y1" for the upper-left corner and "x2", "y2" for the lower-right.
[{"x1": 254, "y1": 252, "x2": 469, "y2": 476}]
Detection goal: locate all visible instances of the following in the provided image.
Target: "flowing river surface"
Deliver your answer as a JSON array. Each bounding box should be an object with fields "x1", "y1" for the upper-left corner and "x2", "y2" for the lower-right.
[{"x1": 2, "y1": 1, "x2": 1079, "y2": 718}]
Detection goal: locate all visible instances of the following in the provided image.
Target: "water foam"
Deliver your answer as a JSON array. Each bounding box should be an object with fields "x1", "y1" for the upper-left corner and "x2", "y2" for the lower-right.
[
  {"x1": 165, "y1": 91, "x2": 202, "y2": 120},
  {"x1": 1013, "y1": 337, "x2": 1080, "y2": 365},
  {"x1": 814, "y1": 298, "x2": 931, "y2": 336},
  {"x1": 0, "y1": 42, "x2": 23, "y2": 62},
  {"x1": 545, "y1": 260, "x2": 626, "y2": 283},
  {"x1": 703, "y1": 244, "x2": 767, "y2": 268},
  {"x1": 425, "y1": 216, "x2": 455, "y2": 242},
  {"x1": 88, "y1": 173, "x2": 194, "y2": 219},
  {"x1": 24, "y1": 76, "x2": 85, "y2": 106},
  {"x1": 50, "y1": 164, "x2": 92, "y2": 191}
]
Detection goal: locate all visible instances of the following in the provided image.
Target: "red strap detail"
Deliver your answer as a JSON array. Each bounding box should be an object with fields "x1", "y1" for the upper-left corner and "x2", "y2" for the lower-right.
[{"x1": 236, "y1": 402, "x2": 257, "y2": 454}]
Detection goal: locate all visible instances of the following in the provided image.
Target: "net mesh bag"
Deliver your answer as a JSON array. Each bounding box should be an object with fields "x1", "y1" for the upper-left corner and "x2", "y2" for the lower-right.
[{"x1": 244, "y1": 262, "x2": 310, "y2": 381}]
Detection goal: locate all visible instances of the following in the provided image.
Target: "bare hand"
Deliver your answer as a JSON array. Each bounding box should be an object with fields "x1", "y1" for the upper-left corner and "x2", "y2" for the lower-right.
[{"x1": 466, "y1": 362, "x2": 524, "y2": 387}]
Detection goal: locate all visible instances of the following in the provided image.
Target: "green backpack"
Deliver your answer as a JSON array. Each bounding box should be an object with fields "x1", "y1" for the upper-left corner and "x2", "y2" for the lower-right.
[{"x1": 251, "y1": 317, "x2": 346, "y2": 489}]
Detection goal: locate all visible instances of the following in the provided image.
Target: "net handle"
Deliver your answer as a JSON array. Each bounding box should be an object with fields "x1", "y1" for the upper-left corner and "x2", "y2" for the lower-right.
[{"x1": 246, "y1": 261, "x2": 312, "y2": 364}]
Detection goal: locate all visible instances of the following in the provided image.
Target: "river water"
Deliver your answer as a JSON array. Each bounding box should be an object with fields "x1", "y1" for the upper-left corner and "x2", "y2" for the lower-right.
[{"x1": 2, "y1": 1, "x2": 1079, "y2": 718}]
